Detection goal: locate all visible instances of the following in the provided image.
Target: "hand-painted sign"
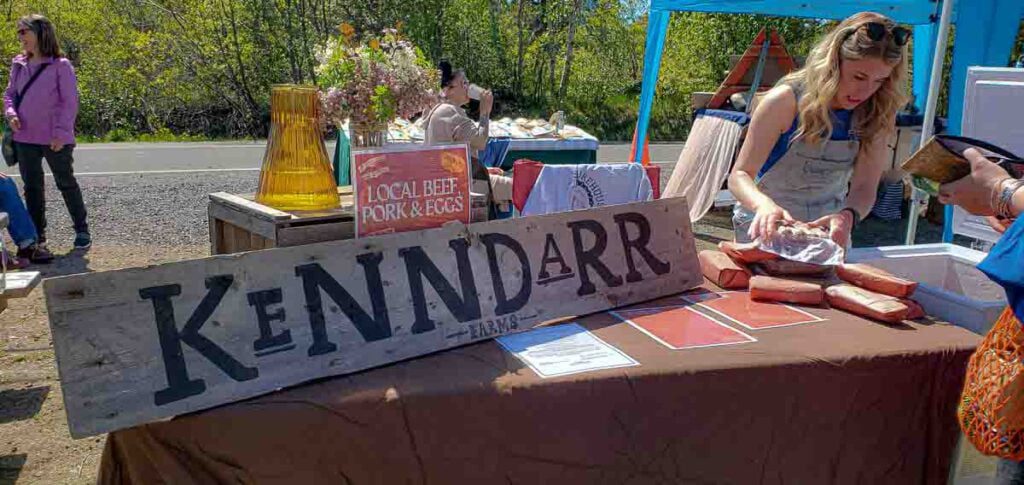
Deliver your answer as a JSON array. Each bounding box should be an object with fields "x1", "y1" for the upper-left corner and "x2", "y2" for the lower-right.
[
  {"x1": 352, "y1": 144, "x2": 472, "y2": 237},
  {"x1": 45, "y1": 197, "x2": 701, "y2": 437}
]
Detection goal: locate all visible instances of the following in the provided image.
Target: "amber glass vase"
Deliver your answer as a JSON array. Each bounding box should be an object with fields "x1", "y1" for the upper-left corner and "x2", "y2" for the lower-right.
[{"x1": 256, "y1": 85, "x2": 341, "y2": 211}]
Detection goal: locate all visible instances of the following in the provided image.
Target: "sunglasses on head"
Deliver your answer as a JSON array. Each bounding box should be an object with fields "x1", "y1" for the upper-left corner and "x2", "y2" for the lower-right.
[{"x1": 861, "y1": 21, "x2": 911, "y2": 46}]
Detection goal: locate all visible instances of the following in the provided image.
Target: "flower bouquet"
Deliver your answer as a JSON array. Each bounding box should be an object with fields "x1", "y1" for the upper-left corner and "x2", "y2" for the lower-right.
[{"x1": 316, "y1": 25, "x2": 439, "y2": 147}]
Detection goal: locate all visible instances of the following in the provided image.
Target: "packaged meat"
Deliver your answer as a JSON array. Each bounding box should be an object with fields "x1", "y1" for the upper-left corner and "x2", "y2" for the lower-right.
[
  {"x1": 718, "y1": 241, "x2": 778, "y2": 264},
  {"x1": 758, "y1": 222, "x2": 845, "y2": 266},
  {"x1": 758, "y1": 259, "x2": 833, "y2": 277},
  {"x1": 749, "y1": 276, "x2": 824, "y2": 305},
  {"x1": 699, "y1": 250, "x2": 751, "y2": 289},
  {"x1": 825, "y1": 284, "x2": 910, "y2": 323},
  {"x1": 837, "y1": 263, "x2": 918, "y2": 298},
  {"x1": 902, "y1": 299, "x2": 926, "y2": 320}
]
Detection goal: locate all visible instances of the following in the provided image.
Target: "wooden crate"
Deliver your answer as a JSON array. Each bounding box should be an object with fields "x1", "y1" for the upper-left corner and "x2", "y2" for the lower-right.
[{"x1": 209, "y1": 187, "x2": 488, "y2": 255}]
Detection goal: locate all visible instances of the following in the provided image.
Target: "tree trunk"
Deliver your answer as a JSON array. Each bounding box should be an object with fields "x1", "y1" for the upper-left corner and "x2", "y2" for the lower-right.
[
  {"x1": 532, "y1": 53, "x2": 543, "y2": 101},
  {"x1": 558, "y1": 0, "x2": 582, "y2": 103},
  {"x1": 515, "y1": 0, "x2": 526, "y2": 97},
  {"x1": 435, "y1": 0, "x2": 447, "y2": 61},
  {"x1": 488, "y1": 0, "x2": 506, "y2": 78},
  {"x1": 548, "y1": 47, "x2": 555, "y2": 99},
  {"x1": 299, "y1": 0, "x2": 314, "y2": 83}
]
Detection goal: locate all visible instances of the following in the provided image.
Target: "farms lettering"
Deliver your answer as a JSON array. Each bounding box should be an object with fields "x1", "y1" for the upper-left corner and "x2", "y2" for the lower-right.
[
  {"x1": 362, "y1": 177, "x2": 465, "y2": 222},
  {"x1": 138, "y1": 213, "x2": 669, "y2": 405}
]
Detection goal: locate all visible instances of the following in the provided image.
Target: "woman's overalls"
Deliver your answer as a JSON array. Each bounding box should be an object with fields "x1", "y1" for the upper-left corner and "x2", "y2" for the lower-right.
[{"x1": 733, "y1": 88, "x2": 861, "y2": 243}]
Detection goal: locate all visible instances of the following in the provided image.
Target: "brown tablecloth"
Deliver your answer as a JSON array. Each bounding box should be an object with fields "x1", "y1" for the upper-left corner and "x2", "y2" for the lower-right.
[{"x1": 98, "y1": 289, "x2": 980, "y2": 484}]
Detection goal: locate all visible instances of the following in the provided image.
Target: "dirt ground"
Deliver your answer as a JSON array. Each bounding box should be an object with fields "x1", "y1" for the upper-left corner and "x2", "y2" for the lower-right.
[{"x1": 0, "y1": 244, "x2": 208, "y2": 485}]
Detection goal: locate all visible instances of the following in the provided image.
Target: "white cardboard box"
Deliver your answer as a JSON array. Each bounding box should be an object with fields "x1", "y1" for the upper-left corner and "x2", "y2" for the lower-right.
[{"x1": 848, "y1": 243, "x2": 1005, "y2": 334}]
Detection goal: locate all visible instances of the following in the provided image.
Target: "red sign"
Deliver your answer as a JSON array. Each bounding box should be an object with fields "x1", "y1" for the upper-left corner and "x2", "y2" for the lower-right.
[
  {"x1": 352, "y1": 144, "x2": 472, "y2": 237},
  {"x1": 680, "y1": 291, "x2": 824, "y2": 330},
  {"x1": 612, "y1": 306, "x2": 756, "y2": 350}
]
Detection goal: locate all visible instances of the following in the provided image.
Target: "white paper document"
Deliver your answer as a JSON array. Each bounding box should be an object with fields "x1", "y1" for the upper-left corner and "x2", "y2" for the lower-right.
[{"x1": 496, "y1": 323, "x2": 638, "y2": 378}]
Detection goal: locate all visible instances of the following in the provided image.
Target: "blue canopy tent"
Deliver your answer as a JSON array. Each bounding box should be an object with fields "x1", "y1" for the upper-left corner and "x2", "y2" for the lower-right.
[{"x1": 632, "y1": 0, "x2": 1024, "y2": 243}]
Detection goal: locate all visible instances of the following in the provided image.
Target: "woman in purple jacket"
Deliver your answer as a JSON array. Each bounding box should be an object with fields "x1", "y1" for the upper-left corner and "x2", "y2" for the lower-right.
[{"x1": 4, "y1": 14, "x2": 89, "y2": 249}]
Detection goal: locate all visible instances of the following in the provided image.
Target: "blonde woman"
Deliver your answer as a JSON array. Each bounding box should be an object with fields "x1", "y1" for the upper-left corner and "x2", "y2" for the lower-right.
[{"x1": 728, "y1": 12, "x2": 909, "y2": 246}]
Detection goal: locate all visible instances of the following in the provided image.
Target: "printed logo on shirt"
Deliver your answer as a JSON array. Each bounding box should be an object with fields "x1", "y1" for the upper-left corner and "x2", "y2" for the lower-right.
[{"x1": 570, "y1": 171, "x2": 606, "y2": 209}]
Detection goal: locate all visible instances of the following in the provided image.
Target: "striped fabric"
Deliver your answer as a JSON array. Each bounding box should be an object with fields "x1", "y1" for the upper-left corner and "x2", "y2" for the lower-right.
[{"x1": 872, "y1": 180, "x2": 904, "y2": 221}]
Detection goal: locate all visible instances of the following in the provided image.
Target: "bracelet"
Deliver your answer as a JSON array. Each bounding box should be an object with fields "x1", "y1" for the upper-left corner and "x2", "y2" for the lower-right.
[{"x1": 995, "y1": 178, "x2": 1024, "y2": 219}]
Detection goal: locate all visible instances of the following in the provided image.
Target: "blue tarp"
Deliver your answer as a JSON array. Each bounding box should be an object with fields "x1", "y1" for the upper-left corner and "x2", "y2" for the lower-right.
[
  {"x1": 650, "y1": 1, "x2": 938, "y2": 24},
  {"x1": 634, "y1": 0, "x2": 1024, "y2": 242},
  {"x1": 694, "y1": 108, "x2": 751, "y2": 126}
]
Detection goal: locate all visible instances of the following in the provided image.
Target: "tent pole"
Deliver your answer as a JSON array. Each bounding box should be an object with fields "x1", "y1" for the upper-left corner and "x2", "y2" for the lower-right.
[
  {"x1": 905, "y1": 0, "x2": 954, "y2": 245},
  {"x1": 633, "y1": 10, "x2": 670, "y2": 163}
]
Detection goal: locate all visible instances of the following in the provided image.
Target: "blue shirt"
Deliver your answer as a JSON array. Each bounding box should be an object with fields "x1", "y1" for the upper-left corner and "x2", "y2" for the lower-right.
[
  {"x1": 758, "y1": 109, "x2": 855, "y2": 178},
  {"x1": 978, "y1": 217, "x2": 1024, "y2": 322}
]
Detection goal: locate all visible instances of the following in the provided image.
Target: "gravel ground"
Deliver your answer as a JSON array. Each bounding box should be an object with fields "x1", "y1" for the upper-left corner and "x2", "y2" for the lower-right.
[{"x1": 15, "y1": 172, "x2": 259, "y2": 251}]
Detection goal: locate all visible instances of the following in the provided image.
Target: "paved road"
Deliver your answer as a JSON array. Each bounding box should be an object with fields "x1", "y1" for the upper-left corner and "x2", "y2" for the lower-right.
[
  {"x1": 0, "y1": 142, "x2": 686, "y2": 176},
  {"x1": 0, "y1": 141, "x2": 686, "y2": 250}
]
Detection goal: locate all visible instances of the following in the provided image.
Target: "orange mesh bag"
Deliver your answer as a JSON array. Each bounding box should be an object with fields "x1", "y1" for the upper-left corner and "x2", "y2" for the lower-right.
[{"x1": 959, "y1": 307, "x2": 1024, "y2": 459}]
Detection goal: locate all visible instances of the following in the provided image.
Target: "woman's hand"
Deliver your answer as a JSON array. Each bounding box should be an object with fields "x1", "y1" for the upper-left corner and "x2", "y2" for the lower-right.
[
  {"x1": 7, "y1": 115, "x2": 20, "y2": 132},
  {"x1": 985, "y1": 215, "x2": 1012, "y2": 235},
  {"x1": 807, "y1": 210, "x2": 855, "y2": 247},
  {"x1": 937, "y1": 148, "x2": 1011, "y2": 216},
  {"x1": 486, "y1": 167, "x2": 504, "y2": 176},
  {"x1": 49, "y1": 139, "x2": 64, "y2": 152},
  {"x1": 748, "y1": 200, "x2": 794, "y2": 241},
  {"x1": 479, "y1": 90, "x2": 493, "y2": 118}
]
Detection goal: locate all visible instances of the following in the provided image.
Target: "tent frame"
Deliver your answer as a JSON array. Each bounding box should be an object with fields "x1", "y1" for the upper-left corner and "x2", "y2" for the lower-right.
[{"x1": 632, "y1": 0, "x2": 1024, "y2": 244}]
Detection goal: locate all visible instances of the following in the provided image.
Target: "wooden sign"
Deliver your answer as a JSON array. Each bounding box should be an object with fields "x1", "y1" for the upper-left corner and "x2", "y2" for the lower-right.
[
  {"x1": 352, "y1": 144, "x2": 472, "y2": 237},
  {"x1": 45, "y1": 197, "x2": 701, "y2": 438}
]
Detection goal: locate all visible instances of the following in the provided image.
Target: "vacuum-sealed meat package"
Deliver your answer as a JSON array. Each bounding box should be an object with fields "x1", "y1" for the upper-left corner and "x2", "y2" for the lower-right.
[
  {"x1": 699, "y1": 250, "x2": 751, "y2": 289},
  {"x1": 757, "y1": 223, "x2": 845, "y2": 266},
  {"x1": 758, "y1": 259, "x2": 833, "y2": 277},
  {"x1": 718, "y1": 241, "x2": 778, "y2": 264},
  {"x1": 836, "y1": 263, "x2": 917, "y2": 298},
  {"x1": 749, "y1": 276, "x2": 824, "y2": 305},
  {"x1": 825, "y1": 284, "x2": 910, "y2": 323},
  {"x1": 902, "y1": 299, "x2": 926, "y2": 320}
]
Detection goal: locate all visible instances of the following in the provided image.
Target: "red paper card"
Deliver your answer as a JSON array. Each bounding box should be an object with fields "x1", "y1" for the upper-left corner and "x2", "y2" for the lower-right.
[
  {"x1": 680, "y1": 291, "x2": 824, "y2": 330},
  {"x1": 611, "y1": 306, "x2": 755, "y2": 350},
  {"x1": 352, "y1": 144, "x2": 472, "y2": 237}
]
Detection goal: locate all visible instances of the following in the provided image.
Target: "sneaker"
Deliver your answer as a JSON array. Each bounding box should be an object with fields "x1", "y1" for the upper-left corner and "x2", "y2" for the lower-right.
[
  {"x1": 17, "y1": 244, "x2": 53, "y2": 264},
  {"x1": 73, "y1": 232, "x2": 92, "y2": 250}
]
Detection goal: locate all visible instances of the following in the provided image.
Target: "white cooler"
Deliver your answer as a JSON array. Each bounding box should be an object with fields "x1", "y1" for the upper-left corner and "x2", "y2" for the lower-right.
[
  {"x1": 848, "y1": 67, "x2": 1024, "y2": 336},
  {"x1": 847, "y1": 244, "x2": 1005, "y2": 334}
]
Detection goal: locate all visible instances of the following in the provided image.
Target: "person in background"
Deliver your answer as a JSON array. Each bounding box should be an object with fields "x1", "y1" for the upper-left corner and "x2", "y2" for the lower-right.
[
  {"x1": 0, "y1": 172, "x2": 53, "y2": 267},
  {"x1": 4, "y1": 14, "x2": 90, "y2": 250},
  {"x1": 938, "y1": 148, "x2": 1024, "y2": 485},
  {"x1": 728, "y1": 11, "x2": 910, "y2": 247},
  {"x1": 424, "y1": 60, "x2": 512, "y2": 208}
]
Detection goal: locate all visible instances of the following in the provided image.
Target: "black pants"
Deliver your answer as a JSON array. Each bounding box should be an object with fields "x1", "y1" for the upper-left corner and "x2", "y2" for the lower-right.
[{"x1": 15, "y1": 142, "x2": 88, "y2": 241}]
